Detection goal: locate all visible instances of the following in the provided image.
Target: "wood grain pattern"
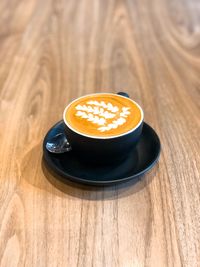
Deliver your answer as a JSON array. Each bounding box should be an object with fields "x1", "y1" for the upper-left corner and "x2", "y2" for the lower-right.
[{"x1": 0, "y1": 0, "x2": 199, "y2": 266}]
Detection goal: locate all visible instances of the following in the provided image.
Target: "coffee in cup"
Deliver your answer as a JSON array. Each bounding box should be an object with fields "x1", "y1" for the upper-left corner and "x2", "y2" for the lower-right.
[
  {"x1": 64, "y1": 93, "x2": 142, "y2": 138},
  {"x1": 63, "y1": 93, "x2": 144, "y2": 164}
]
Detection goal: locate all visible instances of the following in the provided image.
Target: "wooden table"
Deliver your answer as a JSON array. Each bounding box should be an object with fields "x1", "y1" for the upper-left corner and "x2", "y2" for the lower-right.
[{"x1": 0, "y1": 0, "x2": 199, "y2": 266}]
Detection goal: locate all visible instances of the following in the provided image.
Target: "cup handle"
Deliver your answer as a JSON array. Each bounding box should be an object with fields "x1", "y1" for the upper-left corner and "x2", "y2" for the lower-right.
[{"x1": 117, "y1": 92, "x2": 130, "y2": 98}]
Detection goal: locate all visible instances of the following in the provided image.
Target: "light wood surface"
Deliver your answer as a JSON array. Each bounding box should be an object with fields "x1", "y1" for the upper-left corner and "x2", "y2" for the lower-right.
[{"x1": 0, "y1": 0, "x2": 200, "y2": 266}]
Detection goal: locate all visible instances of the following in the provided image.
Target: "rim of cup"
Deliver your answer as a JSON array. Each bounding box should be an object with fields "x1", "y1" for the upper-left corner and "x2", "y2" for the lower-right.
[{"x1": 63, "y1": 93, "x2": 144, "y2": 139}]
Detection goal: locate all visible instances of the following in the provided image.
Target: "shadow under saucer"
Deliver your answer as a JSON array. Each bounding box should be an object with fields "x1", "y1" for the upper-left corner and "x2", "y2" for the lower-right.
[{"x1": 42, "y1": 157, "x2": 159, "y2": 200}]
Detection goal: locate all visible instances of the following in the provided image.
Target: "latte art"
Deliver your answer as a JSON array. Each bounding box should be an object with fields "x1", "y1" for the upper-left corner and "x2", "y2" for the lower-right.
[
  {"x1": 64, "y1": 93, "x2": 142, "y2": 137},
  {"x1": 75, "y1": 101, "x2": 131, "y2": 132}
]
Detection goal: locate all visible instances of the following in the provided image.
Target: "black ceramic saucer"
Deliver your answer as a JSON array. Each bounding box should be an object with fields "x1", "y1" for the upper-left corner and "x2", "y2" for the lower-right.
[{"x1": 43, "y1": 120, "x2": 161, "y2": 186}]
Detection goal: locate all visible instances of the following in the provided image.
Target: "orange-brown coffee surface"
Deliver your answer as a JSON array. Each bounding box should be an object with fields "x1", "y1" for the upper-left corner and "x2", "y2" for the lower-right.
[{"x1": 65, "y1": 94, "x2": 142, "y2": 137}]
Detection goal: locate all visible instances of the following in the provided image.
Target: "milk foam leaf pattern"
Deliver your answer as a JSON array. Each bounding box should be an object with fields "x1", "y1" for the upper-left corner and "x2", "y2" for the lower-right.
[
  {"x1": 86, "y1": 101, "x2": 119, "y2": 112},
  {"x1": 120, "y1": 107, "x2": 131, "y2": 117},
  {"x1": 76, "y1": 111, "x2": 106, "y2": 126},
  {"x1": 75, "y1": 101, "x2": 131, "y2": 132},
  {"x1": 76, "y1": 104, "x2": 116, "y2": 119},
  {"x1": 97, "y1": 107, "x2": 130, "y2": 132},
  {"x1": 98, "y1": 117, "x2": 127, "y2": 132}
]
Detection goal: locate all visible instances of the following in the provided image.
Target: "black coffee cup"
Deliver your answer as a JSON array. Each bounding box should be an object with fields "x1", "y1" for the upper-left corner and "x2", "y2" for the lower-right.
[{"x1": 63, "y1": 92, "x2": 144, "y2": 164}]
